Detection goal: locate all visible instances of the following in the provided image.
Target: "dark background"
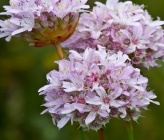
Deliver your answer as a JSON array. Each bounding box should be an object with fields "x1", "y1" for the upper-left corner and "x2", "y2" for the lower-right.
[{"x1": 0, "y1": 0, "x2": 164, "y2": 140}]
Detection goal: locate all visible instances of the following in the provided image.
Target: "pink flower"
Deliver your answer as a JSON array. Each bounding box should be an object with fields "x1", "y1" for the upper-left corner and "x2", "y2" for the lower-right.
[
  {"x1": 62, "y1": 0, "x2": 164, "y2": 68},
  {"x1": 0, "y1": 0, "x2": 89, "y2": 47},
  {"x1": 39, "y1": 46, "x2": 159, "y2": 131}
]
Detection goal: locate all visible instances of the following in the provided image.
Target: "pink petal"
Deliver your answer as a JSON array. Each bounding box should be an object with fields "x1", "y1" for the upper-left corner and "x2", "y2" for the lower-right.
[
  {"x1": 57, "y1": 116, "x2": 70, "y2": 129},
  {"x1": 110, "y1": 87, "x2": 122, "y2": 99},
  {"x1": 11, "y1": 28, "x2": 29, "y2": 35},
  {"x1": 73, "y1": 103, "x2": 86, "y2": 112},
  {"x1": 97, "y1": 109, "x2": 109, "y2": 117},
  {"x1": 86, "y1": 96, "x2": 101, "y2": 105},
  {"x1": 119, "y1": 108, "x2": 127, "y2": 118},
  {"x1": 95, "y1": 86, "x2": 106, "y2": 98},
  {"x1": 69, "y1": 50, "x2": 83, "y2": 60},
  {"x1": 62, "y1": 82, "x2": 77, "y2": 92},
  {"x1": 150, "y1": 21, "x2": 164, "y2": 26},
  {"x1": 61, "y1": 103, "x2": 75, "y2": 114},
  {"x1": 85, "y1": 112, "x2": 96, "y2": 125},
  {"x1": 38, "y1": 85, "x2": 51, "y2": 94},
  {"x1": 110, "y1": 100, "x2": 125, "y2": 107}
]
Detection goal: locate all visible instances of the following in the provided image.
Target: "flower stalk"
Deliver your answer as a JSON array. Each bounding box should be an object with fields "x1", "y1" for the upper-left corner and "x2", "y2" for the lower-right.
[
  {"x1": 56, "y1": 43, "x2": 64, "y2": 60},
  {"x1": 79, "y1": 128, "x2": 85, "y2": 140},
  {"x1": 126, "y1": 121, "x2": 134, "y2": 140},
  {"x1": 98, "y1": 128, "x2": 105, "y2": 140}
]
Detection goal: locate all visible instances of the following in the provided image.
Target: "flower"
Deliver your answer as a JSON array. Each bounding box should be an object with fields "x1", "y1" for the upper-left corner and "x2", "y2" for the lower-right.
[
  {"x1": 62, "y1": 0, "x2": 164, "y2": 68},
  {"x1": 39, "y1": 46, "x2": 159, "y2": 131},
  {"x1": 0, "y1": 0, "x2": 89, "y2": 47}
]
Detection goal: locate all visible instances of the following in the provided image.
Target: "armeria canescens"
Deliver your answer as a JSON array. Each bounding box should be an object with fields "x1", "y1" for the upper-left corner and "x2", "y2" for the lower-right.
[
  {"x1": 0, "y1": 0, "x2": 89, "y2": 47},
  {"x1": 39, "y1": 46, "x2": 159, "y2": 131},
  {"x1": 62, "y1": 0, "x2": 164, "y2": 69}
]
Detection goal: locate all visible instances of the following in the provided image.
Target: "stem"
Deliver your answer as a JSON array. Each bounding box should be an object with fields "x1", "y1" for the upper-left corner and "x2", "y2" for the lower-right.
[
  {"x1": 79, "y1": 128, "x2": 84, "y2": 140},
  {"x1": 55, "y1": 43, "x2": 64, "y2": 60},
  {"x1": 126, "y1": 121, "x2": 134, "y2": 140},
  {"x1": 98, "y1": 128, "x2": 105, "y2": 140}
]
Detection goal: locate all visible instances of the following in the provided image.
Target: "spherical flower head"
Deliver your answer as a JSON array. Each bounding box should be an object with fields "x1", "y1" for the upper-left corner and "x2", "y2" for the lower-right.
[
  {"x1": 0, "y1": 0, "x2": 89, "y2": 47},
  {"x1": 39, "y1": 45, "x2": 159, "y2": 131},
  {"x1": 62, "y1": 0, "x2": 164, "y2": 69}
]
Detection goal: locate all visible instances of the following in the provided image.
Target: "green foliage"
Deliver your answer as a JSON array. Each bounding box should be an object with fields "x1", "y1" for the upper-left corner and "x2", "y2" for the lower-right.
[{"x1": 0, "y1": 0, "x2": 164, "y2": 140}]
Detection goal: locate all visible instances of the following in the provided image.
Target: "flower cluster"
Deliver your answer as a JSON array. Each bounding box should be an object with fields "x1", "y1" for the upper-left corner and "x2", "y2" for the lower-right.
[
  {"x1": 0, "y1": 0, "x2": 89, "y2": 47},
  {"x1": 39, "y1": 46, "x2": 159, "y2": 131},
  {"x1": 62, "y1": 0, "x2": 164, "y2": 68}
]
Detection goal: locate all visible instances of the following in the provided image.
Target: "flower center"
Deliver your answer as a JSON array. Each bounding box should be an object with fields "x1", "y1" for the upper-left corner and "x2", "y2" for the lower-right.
[
  {"x1": 123, "y1": 38, "x2": 130, "y2": 45},
  {"x1": 92, "y1": 106, "x2": 99, "y2": 112},
  {"x1": 85, "y1": 73, "x2": 99, "y2": 84},
  {"x1": 132, "y1": 57, "x2": 141, "y2": 64},
  {"x1": 77, "y1": 98, "x2": 85, "y2": 104},
  {"x1": 103, "y1": 97, "x2": 110, "y2": 104}
]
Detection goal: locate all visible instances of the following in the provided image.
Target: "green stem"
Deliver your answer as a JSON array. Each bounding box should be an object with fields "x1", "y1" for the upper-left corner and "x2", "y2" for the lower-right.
[
  {"x1": 79, "y1": 128, "x2": 84, "y2": 140},
  {"x1": 126, "y1": 121, "x2": 134, "y2": 140},
  {"x1": 55, "y1": 43, "x2": 64, "y2": 60},
  {"x1": 98, "y1": 128, "x2": 105, "y2": 140}
]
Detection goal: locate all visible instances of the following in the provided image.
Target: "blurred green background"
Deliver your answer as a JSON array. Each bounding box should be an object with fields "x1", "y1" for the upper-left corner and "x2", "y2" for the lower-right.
[{"x1": 0, "y1": 0, "x2": 164, "y2": 140}]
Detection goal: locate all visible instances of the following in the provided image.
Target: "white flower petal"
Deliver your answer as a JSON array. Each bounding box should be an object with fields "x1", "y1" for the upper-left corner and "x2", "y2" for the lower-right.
[
  {"x1": 85, "y1": 112, "x2": 96, "y2": 125},
  {"x1": 57, "y1": 116, "x2": 71, "y2": 129}
]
